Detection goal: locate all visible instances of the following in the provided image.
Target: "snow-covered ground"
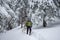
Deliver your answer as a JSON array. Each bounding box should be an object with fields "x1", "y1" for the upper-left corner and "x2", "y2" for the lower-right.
[
  {"x1": 0, "y1": 26, "x2": 38, "y2": 40},
  {"x1": 0, "y1": 19, "x2": 60, "y2": 40}
]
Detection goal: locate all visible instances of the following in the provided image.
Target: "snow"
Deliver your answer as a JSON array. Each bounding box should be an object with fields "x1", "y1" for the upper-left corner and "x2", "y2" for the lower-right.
[
  {"x1": 0, "y1": 26, "x2": 38, "y2": 40},
  {"x1": 33, "y1": 25, "x2": 60, "y2": 40},
  {"x1": 32, "y1": 19, "x2": 60, "y2": 40},
  {"x1": 0, "y1": 19, "x2": 60, "y2": 40},
  {"x1": 0, "y1": 0, "x2": 60, "y2": 40},
  {"x1": 0, "y1": 6, "x2": 10, "y2": 18}
]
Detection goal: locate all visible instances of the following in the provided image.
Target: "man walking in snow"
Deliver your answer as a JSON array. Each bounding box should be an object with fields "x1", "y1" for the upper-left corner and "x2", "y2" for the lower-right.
[{"x1": 25, "y1": 19, "x2": 32, "y2": 35}]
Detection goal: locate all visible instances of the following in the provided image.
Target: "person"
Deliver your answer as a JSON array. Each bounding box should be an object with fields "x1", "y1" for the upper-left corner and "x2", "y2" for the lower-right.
[{"x1": 25, "y1": 19, "x2": 32, "y2": 35}]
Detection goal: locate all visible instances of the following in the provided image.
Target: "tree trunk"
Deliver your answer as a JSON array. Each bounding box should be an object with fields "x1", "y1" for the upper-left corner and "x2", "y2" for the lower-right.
[
  {"x1": 43, "y1": 19, "x2": 47, "y2": 27},
  {"x1": 19, "y1": 8, "x2": 27, "y2": 28},
  {"x1": 7, "y1": 18, "x2": 12, "y2": 30}
]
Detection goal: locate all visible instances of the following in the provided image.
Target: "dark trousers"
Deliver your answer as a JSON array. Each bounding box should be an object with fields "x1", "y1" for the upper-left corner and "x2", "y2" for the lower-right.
[{"x1": 27, "y1": 26, "x2": 31, "y2": 34}]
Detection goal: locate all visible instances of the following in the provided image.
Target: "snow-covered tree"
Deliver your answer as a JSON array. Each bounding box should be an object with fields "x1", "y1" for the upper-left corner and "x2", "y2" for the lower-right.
[
  {"x1": 0, "y1": 0, "x2": 60, "y2": 32},
  {"x1": 30, "y1": 0, "x2": 60, "y2": 27},
  {"x1": 0, "y1": 0, "x2": 31, "y2": 31}
]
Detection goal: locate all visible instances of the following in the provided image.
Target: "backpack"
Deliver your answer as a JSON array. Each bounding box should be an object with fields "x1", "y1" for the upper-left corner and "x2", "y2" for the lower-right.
[{"x1": 26, "y1": 21, "x2": 32, "y2": 27}]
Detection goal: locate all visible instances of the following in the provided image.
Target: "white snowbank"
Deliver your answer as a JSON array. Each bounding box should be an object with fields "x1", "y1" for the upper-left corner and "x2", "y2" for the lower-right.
[
  {"x1": 32, "y1": 19, "x2": 60, "y2": 40},
  {"x1": 0, "y1": 26, "x2": 38, "y2": 40}
]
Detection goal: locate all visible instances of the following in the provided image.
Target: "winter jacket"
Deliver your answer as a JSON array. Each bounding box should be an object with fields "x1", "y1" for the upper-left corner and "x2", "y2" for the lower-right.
[{"x1": 25, "y1": 21, "x2": 32, "y2": 27}]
